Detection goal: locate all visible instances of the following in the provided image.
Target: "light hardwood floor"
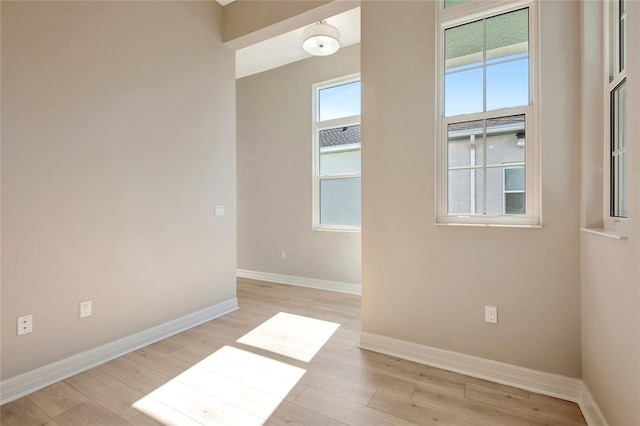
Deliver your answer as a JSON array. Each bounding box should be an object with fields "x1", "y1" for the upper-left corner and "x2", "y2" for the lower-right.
[{"x1": 1, "y1": 278, "x2": 586, "y2": 426}]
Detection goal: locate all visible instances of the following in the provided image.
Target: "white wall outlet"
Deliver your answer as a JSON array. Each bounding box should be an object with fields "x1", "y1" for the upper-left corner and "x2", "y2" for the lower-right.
[
  {"x1": 17, "y1": 314, "x2": 33, "y2": 335},
  {"x1": 214, "y1": 204, "x2": 225, "y2": 216},
  {"x1": 485, "y1": 305, "x2": 498, "y2": 324},
  {"x1": 281, "y1": 251, "x2": 286, "y2": 260},
  {"x1": 80, "y1": 300, "x2": 92, "y2": 318}
]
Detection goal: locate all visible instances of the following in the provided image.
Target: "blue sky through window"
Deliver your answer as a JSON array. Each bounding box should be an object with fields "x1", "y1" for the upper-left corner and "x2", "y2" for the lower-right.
[
  {"x1": 445, "y1": 54, "x2": 529, "y2": 117},
  {"x1": 319, "y1": 81, "x2": 361, "y2": 121}
]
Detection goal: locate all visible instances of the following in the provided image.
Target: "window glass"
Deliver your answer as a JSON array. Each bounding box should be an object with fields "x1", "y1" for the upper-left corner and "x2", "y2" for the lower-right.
[
  {"x1": 611, "y1": 80, "x2": 627, "y2": 217},
  {"x1": 486, "y1": 116, "x2": 525, "y2": 166},
  {"x1": 505, "y1": 167, "x2": 525, "y2": 191},
  {"x1": 445, "y1": 9, "x2": 529, "y2": 117},
  {"x1": 319, "y1": 81, "x2": 361, "y2": 121},
  {"x1": 448, "y1": 169, "x2": 483, "y2": 215},
  {"x1": 448, "y1": 122, "x2": 485, "y2": 168},
  {"x1": 444, "y1": 0, "x2": 471, "y2": 8},
  {"x1": 505, "y1": 192, "x2": 526, "y2": 214},
  {"x1": 445, "y1": 21, "x2": 483, "y2": 116},
  {"x1": 446, "y1": 116, "x2": 525, "y2": 216},
  {"x1": 320, "y1": 178, "x2": 361, "y2": 226},
  {"x1": 485, "y1": 9, "x2": 529, "y2": 62},
  {"x1": 620, "y1": 0, "x2": 626, "y2": 71},
  {"x1": 319, "y1": 125, "x2": 361, "y2": 176},
  {"x1": 486, "y1": 59, "x2": 529, "y2": 111}
]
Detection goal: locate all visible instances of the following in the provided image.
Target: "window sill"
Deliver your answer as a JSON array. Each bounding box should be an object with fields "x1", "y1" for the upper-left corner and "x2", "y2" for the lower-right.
[
  {"x1": 580, "y1": 227, "x2": 628, "y2": 240},
  {"x1": 435, "y1": 222, "x2": 542, "y2": 229},
  {"x1": 313, "y1": 226, "x2": 361, "y2": 233}
]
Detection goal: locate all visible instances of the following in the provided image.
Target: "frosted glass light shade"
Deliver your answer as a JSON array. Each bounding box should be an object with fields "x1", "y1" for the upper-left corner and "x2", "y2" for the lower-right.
[{"x1": 302, "y1": 22, "x2": 340, "y2": 56}]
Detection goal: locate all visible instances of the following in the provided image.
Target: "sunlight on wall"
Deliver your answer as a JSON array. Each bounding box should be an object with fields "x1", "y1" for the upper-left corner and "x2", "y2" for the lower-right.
[{"x1": 237, "y1": 312, "x2": 341, "y2": 362}]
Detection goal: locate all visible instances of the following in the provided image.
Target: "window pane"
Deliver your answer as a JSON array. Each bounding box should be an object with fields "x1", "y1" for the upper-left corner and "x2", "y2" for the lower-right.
[
  {"x1": 505, "y1": 167, "x2": 525, "y2": 191},
  {"x1": 445, "y1": 20, "x2": 483, "y2": 116},
  {"x1": 445, "y1": 69, "x2": 483, "y2": 116},
  {"x1": 611, "y1": 79, "x2": 627, "y2": 218},
  {"x1": 612, "y1": 153, "x2": 627, "y2": 217},
  {"x1": 486, "y1": 9, "x2": 529, "y2": 62},
  {"x1": 486, "y1": 116, "x2": 525, "y2": 166},
  {"x1": 444, "y1": 0, "x2": 471, "y2": 8},
  {"x1": 319, "y1": 81, "x2": 361, "y2": 121},
  {"x1": 486, "y1": 167, "x2": 524, "y2": 216},
  {"x1": 485, "y1": 9, "x2": 529, "y2": 110},
  {"x1": 320, "y1": 178, "x2": 361, "y2": 226},
  {"x1": 505, "y1": 193, "x2": 526, "y2": 214},
  {"x1": 448, "y1": 169, "x2": 483, "y2": 214},
  {"x1": 447, "y1": 121, "x2": 484, "y2": 167},
  {"x1": 445, "y1": 20, "x2": 483, "y2": 68},
  {"x1": 613, "y1": 81, "x2": 626, "y2": 151},
  {"x1": 319, "y1": 125, "x2": 361, "y2": 175},
  {"x1": 620, "y1": 0, "x2": 626, "y2": 72},
  {"x1": 486, "y1": 59, "x2": 529, "y2": 110}
]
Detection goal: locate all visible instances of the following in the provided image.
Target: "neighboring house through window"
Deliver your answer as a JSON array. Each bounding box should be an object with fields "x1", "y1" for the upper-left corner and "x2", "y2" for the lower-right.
[
  {"x1": 436, "y1": 0, "x2": 539, "y2": 226},
  {"x1": 312, "y1": 75, "x2": 361, "y2": 230}
]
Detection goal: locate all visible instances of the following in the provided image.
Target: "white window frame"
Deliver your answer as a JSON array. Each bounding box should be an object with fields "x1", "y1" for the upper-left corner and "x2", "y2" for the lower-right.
[
  {"x1": 435, "y1": 0, "x2": 541, "y2": 227},
  {"x1": 603, "y1": 0, "x2": 627, "y2": 232},
  {"x1": 312, "y1": 73, "x2": 361, "y2": 232}
]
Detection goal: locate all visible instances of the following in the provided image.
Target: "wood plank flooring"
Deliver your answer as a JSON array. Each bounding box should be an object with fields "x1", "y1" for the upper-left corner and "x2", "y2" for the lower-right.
[{"x1": 1, "y1": 278, "x2": 586, "y2": 425}]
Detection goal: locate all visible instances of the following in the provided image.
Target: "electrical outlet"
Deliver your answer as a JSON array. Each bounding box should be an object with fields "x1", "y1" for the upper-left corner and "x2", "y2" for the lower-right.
[
  {"x1": 17, "y1": 315, "x2": 33, "y2": 335},
  {"x1": 80, "y1": 300, "x2": 92, "y2": 318},
  {"x1": 281, "y1": 251, "x2": 286, "y2": 260},
  {"x1": 485, "y1": 305, "x2": 498, "y2": 324}
]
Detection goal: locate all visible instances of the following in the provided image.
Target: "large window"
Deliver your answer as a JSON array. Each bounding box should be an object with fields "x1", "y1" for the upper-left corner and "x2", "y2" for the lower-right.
[
  {"x1": 312, "y1": 75, "x2": 361, "y2": 230},
  {"x1": 437, "y1": 1, "x2": 539, "y2": 226},
  {"x1": 607, "y1": 0, "x2": 627, "y2": 222}
]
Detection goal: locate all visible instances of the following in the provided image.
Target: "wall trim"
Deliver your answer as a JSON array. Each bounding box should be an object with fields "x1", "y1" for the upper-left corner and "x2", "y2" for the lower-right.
[
  {"x1": 578, "y1": 383, "x2": 609, "y2": 426},
  {"x1": 0, "y1": 298, "x2": 238, "y2": 405},
  {"x1": 359, "y1": 331, "x2": 583, "y2": 402},
  {"x1": 237, "y1": 269, "x2": 361, "y2": 295}
]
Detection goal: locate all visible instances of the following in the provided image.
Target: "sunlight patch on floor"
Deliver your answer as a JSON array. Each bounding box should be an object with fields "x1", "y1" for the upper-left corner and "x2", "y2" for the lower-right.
[
  {"x1": 236, "y1": 312, "x2": 341, "y2": 362},
  {"x1": 132, "y1": 345, "x2": 306, "y2": 425}
]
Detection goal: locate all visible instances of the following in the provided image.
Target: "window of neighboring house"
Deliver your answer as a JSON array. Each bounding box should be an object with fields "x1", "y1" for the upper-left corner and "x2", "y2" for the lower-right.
[
  {"x1": 312, "y1": 75, "x2": 361, "y2": 230},
  {"x1": 437, "y1": 1, "x2": 539, "y2": 226},
  {"x1": 504, "y1": 166, "x2": 525, "y2": 214},
  {"x1": 607, "y1": 0, "x2": 627, "y2": 224}
]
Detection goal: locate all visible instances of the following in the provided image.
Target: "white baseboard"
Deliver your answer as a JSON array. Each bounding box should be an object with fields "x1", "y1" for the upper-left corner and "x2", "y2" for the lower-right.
[
  {"x1": 237, "y1": 269, "x2": 361, "y2": 295},
  {"x1": 0, "y1": 298, "x2": 238, "y2": 405},
  {"x1": 359, "y1": 331, "x2": 583, "y2": 403},
  {"x1": 579, "y1": 383, "x2": 609, "y2": 426}
]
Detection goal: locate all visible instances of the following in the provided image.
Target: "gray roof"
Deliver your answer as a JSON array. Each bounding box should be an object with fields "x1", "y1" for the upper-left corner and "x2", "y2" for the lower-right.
[
  {"x1": 320, "y1": 125, "x2": 361, "y2": 147},
  {"x1": 448, "y1": 115, "x2": 525, "y2": 133}
]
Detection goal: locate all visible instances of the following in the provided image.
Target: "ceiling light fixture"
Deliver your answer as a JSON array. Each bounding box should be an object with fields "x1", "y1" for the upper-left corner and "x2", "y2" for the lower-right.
[{"x1": 302, "y1": 20, "x2": 340, "y2": 56}]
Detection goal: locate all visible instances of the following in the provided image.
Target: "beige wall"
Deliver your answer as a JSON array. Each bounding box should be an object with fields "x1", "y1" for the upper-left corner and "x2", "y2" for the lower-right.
[
  {"x1": 223, "y1": 1, "x2": 358, "y2": 50},
  {"x1": 580, "y1": 1, "x2": 640, "y2": 424},
  {"x1": 237, "y1": 44, "x2": 361, "y2": 286},
  {"x1": 224, "y1": 0, "x2": 329, "y2": 44},
  {"x1": 1, "y1": 1, "x2": 237, "y2": 379},
  {"x1": 361, "y1": 1, "x2": 582, "y2": 377}
]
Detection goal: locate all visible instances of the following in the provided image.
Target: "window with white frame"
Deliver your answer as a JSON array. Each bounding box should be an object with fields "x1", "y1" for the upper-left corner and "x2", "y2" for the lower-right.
[
  {"x1": 437, "y1": 1, "x2": 539, "y2": 226},
  {"x1": 312, "y1": 75, "x2": 361, "y2": 230},
  {"x1": 607, "y1": 0, "x2": 627, "y2": 222}
]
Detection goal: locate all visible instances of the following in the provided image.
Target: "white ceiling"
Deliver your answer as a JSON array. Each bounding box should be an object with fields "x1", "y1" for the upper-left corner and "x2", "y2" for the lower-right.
[{"x1": 235, "y1": 7, "x2": 361, "y2": 79}]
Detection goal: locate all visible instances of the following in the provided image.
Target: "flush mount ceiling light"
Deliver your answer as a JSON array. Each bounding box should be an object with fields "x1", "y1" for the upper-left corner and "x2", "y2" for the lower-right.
[{"x1": 302, "y1": 20, "x2": 340, "y2": 56}]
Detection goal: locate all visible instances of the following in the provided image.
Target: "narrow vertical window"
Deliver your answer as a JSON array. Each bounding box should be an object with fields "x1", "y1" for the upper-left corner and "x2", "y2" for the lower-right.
[
  {"x1": 438, "y1": 2, "x2": 538, "y2": 226},
  {"x1": 313, "y1": 76, "x2": 361, "y2": 230},
  {"x1": 608, "y1": 0, "x2": 627, "y2": 220}
]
